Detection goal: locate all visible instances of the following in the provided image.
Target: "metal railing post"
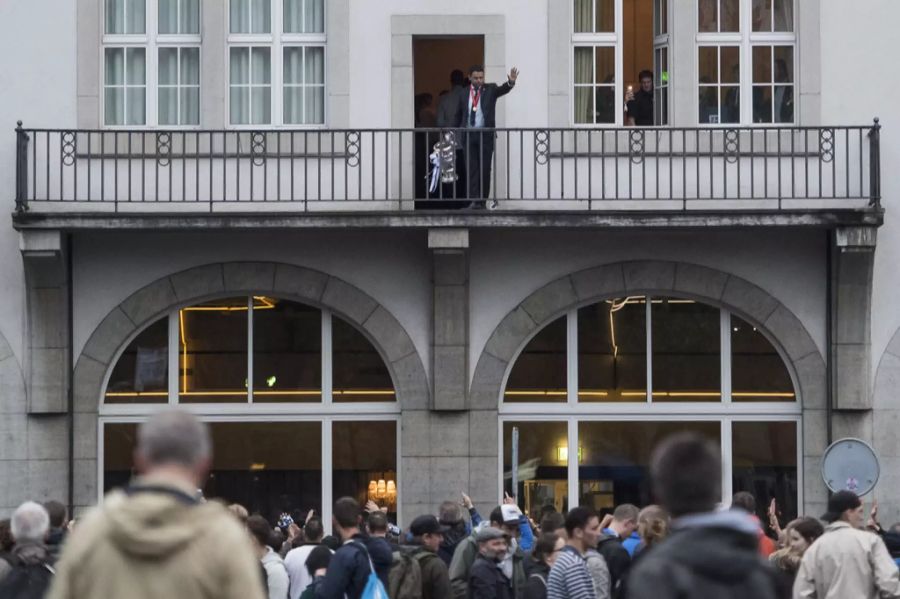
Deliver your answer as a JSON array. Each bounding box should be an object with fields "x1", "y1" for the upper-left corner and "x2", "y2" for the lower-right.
[
  {"x1": 15, "y1": 120, "x2": 28, "y2": 212},
  {"x1": 869, "y1": 117, "x2": 881, "y2": 208}
]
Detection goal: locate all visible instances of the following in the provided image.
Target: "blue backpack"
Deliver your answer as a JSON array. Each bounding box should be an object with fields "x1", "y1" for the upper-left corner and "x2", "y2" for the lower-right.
[{"x1": 352, "y1": 542, "x2": 389, "y2": 599}]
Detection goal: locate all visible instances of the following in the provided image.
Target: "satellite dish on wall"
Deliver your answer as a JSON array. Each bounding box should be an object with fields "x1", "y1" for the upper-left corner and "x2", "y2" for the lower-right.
[{"x1": 821, "y1": 438, "x2": 880, "y2": 496}]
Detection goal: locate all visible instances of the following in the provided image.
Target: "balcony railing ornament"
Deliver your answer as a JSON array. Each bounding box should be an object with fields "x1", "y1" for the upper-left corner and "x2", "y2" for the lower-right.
[
  {"x1": 346, "y1": 131, "x2": 361, "y2": 167},
  {"x1": 535, "y1": 129, "x2": 550, "y2": 165},
  {"x1": 156, "y1": 132, "x2": 171, "y2": 167},
  {"x1": 820, "y1": 128, "x2": 835, "y2": 163},
  {"x1": 61, "y1": 131, "x2": 77, "y2": 167},
  {"x1": 629, "y1": 129, "x2": 645, "y2": 165},
  {"x1": 251, "y1": 132, "x2": 266, "y2": 166},
  {"x1": 724, "y1": 129, "x2": 740, "y2": 164}
]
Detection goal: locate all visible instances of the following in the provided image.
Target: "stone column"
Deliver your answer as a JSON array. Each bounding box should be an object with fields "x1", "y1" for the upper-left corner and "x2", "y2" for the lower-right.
[{"x1": 430, "y1": 229, "x2": 469, "y2": 410}]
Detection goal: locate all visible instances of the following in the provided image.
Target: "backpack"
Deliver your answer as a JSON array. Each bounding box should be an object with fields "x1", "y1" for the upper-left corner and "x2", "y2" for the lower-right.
[
  {"x1": 352, "y1": 541, "x2": 390, "y2": 599},
  {"x1": 388, "y1": 550, "x2": 426, "y2": 599},
  {"x1": 0, "y1": 560, "x2": 55, "y2": 599}
]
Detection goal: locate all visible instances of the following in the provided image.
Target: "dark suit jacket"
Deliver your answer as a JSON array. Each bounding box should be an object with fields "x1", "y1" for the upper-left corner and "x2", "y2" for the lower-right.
[
  {"x1": 437, "y1": 86, "x2": 465, "y2": 128},
  {"x1": 456, "y1": 81, "x2": 515, "y2": 129}
]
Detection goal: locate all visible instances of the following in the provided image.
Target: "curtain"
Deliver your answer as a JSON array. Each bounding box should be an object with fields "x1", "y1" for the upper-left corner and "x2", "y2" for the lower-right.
[
  {"x1": 774, "y1": 0, "x2": 793, "y2": 31},
  {"x1": 159, "y1": 0, "x2": 178, "y2": 33},
  {"x1": 304, "y1": 46, "x2": 325, "y2": 123},
  {"x1": 106, "y1": 0, "x2": 145, "y2": 34},
  {"x1": 574, "y1": 0, "x2": 592, "y2": 32},
  {"x1": 182, "y1": 0, "x2": 200, "y2": 34},
  {"x1": 104, "y1": 49, "x2": 124, "y2": 125},
  {"x1": 231, "y1": 0, "x2": 269, "y2": 33},
  {"x1": 574, "y1": 47, "x2": 593, "y2": 124},
  {"x1": 126, "y1": 48, "x2": 146, "y2": 125},
  {"x1": 304, "y1": 0, "x2": 324, "y2": 33},
  {"x1": 251, "y1": 48, "x2": 272, "y2": 124},
  {"x1": 158, "y1": 47, "x2": 178, "y2": 125},
  {"x1": 230, "y1": 48, "x2": 249, "y2": 124},
  {"x1": 181, "y1": 48, "x2": 200, "y2": 125},
  {"x1": 284, "y1": 0, "x2": 302, "y2": 33},
  {"x1": 283, "y1": 47, "x2": 303, "y2": 123}
]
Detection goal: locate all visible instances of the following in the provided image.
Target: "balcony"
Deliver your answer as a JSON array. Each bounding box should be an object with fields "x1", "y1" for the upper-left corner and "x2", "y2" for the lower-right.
[{"x1": 12, "y1": 121, "x2": 883, "y2": 231}]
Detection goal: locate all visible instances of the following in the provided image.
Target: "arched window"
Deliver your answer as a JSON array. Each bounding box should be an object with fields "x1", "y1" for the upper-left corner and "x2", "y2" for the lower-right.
[
  {"x1": 101, "y1": 296, "x2": 398, "y2": 527},
  {"x1": 501, "y1": 296, "x2": 800, "y2": 526}
]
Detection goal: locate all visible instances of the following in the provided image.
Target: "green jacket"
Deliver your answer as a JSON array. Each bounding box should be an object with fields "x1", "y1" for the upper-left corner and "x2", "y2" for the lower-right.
[{"x1": 448, "y1": 532, "x2": 526, "y2": 599}]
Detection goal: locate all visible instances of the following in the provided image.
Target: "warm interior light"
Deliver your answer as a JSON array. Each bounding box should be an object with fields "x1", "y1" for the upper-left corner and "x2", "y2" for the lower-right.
[
  {"x1": 557, "y1": 445, "x2": 584, "y2": 463},
  {"x1": 250, "y1": 463, "x2": 266, "y2": 471}
]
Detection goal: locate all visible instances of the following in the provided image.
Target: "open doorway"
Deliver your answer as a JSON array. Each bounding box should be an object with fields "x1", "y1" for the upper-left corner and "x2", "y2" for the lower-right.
[
  {"x1": 623, "y1": 0, "x2": 667, "y2": 126},
  {"x1": 413, "y1": 35, "x2": 484, "y2": 206}
]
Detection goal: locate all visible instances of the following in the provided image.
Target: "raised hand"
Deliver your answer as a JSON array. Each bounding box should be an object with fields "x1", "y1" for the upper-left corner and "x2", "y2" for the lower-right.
[{"x1": 509, "y1": 67, "x2": 519, "y2": 82}]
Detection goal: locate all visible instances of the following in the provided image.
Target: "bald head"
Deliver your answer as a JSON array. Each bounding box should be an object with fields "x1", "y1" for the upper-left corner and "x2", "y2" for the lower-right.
[{"x1": 136, "y1": 410, "x2": 211, "y2": 469}]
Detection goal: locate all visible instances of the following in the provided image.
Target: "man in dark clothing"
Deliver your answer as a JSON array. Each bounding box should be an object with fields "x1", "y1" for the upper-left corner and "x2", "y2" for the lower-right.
[
  {"x1": 469, "y1": 528, "x2": 513, "y2": 599},
  {"x1": 622, "y1": 433, "x2": 788, "y2": 599},
  {"x1": 394, "y1": 515, "x2": 453, "y2": 599},
  {"x1": 625, "y1": 70, "x2": 653, "y2": 126},
  {"x1": 597, "y1": 503, "x2": 637, "y2": 596},
  {"x1": 0, "y1": 501, "x2": 56, "y2": 599},
  {"x1": 435, "y1": 70, "x2": 468, "y2": 205},
  {"x1": 456, "y1": 64, "x2": 519, "y2": 206},
  {"x1": 42, "y1": 501, "x2": 68, "y2": 562},
  {"x1": 437, "y1": 70, "x2": 466, "y2": 129},
  {"x1": 317, "y1": 497, "x2": 379, "y2": 599},
  {"x1": 364, "y1": 510, "x2": 394, "y2": 590},
  {"x1": 438, "y1": 498, "x2": 482, "y2": 566}
]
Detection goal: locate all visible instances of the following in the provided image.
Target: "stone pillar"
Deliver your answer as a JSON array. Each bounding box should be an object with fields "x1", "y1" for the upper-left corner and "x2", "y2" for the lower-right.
[
  {"x1": 21, "y1": 231, "x2": 70, "y2": 414},
  {"x1": 830, "y1": 226, "x2": 877, "y2": 439},
  {"x1": 429, "y1": 229, "x2": 469, "y2": 411}
]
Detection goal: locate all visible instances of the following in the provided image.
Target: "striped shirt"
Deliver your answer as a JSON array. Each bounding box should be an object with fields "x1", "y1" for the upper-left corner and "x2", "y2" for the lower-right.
[{"x1": 547, "y1": 546, "x2": 596, "y2": 599}]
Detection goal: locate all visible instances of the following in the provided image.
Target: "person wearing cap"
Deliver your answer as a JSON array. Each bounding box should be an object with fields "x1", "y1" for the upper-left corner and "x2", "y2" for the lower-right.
[
  {"x1": 392, "y1": 515, "x2": 453, "y2": 599},
  {"x1": 794, "y1": 490, "x2": 900, "y2": 599},
  {"x1": 299, "y1": 546, "x2": 333, "y2": 599},
  {"x1": 470, "y1": 527, "x2": 513, "y2": 599},
  {"x1": 449, "y1": 504, "x2": 527, "y2": 599}
]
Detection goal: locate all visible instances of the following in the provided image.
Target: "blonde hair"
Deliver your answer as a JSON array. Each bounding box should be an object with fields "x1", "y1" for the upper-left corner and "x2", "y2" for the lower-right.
[{"x1": 637, "y1": 505, "x2": 670, "y2": 549}]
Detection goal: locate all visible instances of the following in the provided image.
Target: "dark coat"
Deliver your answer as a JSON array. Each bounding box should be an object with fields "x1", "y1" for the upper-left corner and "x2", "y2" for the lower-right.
[
  {"x1": 401, "y1": 545, "x2": 453, "y2": 599},
  {"x1": 469, "y1": 554, "x2": 513, "y2": 599},
  {"x1": 437, "y1": 87, "x2": 465, "y2": 128},
  {"x1": 456, "y1": 81, "x2": 515, "y2": 129},
  {"x1": 522, "y1": 561, "x2": 550, "y2": 599},
  {"x1": 596, "y1": 535, "x2": 631, "y2": 595},
  {"x1": 363, "y1": 535, "x2": 394, "y2": 590},
  {"x1": 622, "y1": 526, "x2": 789, "y2": 599},
  {"x1": 316, "y1": 537, "x2": 374, "y2": 599}
]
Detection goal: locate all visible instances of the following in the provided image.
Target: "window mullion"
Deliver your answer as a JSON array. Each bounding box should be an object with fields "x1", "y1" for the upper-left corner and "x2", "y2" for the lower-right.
[
  {"x1": 168, "y1": 310, "x2": 179, "y2": 403},
  {"x1": 247, "y1": 295, "x2": 254, "y2": 403},
  {"x1": 721, "y1": 309, "x2": 732, "y2": 403},
  {"x1": 322, "y1": 418, "x2": 333, "y2": 534},
  {"x1": 646, "y1": 296, "x2": 653, "y2": 403},
  {"x1": 567, "y1": 418, "x2": 579, "y2": 510},
  {"x1": 322, "y1": 310, "x2": 333, "y2": 404},
  {"x1": 721, "y1": 418, "x2": 733, "y2": 505},
  {"x1": 567, "y1": 310, "x2": 578, "y2": 405}
]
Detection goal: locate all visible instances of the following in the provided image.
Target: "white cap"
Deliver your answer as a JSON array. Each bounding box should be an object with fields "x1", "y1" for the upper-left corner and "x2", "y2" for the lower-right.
[{"x1": 500, "y1": 504, "x2": 522, "y2": 525}]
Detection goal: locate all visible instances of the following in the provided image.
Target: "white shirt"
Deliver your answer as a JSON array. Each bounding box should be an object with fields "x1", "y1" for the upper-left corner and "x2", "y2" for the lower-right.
[{"x1": 284, "y1": 544, "x2": 331, "y2": 599}]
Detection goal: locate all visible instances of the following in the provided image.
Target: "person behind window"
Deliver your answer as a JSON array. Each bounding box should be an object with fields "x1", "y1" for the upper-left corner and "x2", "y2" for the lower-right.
[
  {"x1": 773, "y1": 59, "x2": 793, "y2": 123},
  {"x1": 625, "y1": 70, "x2": 654, "y2": 126}
]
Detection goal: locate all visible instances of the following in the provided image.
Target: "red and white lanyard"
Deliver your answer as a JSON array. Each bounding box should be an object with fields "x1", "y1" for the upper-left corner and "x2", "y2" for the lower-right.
[{"x1": 470, "y1": 86, "x2": 482, "y2": 112}]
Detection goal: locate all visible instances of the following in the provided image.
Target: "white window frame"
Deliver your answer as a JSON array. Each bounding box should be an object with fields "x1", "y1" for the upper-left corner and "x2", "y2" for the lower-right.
[
  {"x1": 227, "y1": 0, "x2": 327, "y2": 129},
  {"x1": 498, "y1": 299, "x2": 803, "y2": 511},
  {"x1": 695, "y1": 0, "x2": 798, "y2": 126},
  {"x1": 102, "y1": 0, "x2": 202, "y2": 129},
  {"x1": 571, "y1": 0, "x2": 623, "y2": 128}
]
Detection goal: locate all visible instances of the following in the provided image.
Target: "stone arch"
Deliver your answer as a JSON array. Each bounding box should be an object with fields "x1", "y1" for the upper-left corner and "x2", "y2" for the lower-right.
[
  {"x1": 469, "y1": 260, "x2": 828, "y2": 513},
  {"x1": 74, "y1": 262, "x2": 429, "y2": 416}
]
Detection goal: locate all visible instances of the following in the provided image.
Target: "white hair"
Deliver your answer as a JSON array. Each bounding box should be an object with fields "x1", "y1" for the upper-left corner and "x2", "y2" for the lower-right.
[
  {"x1": 11, "y1": 501, "x2": 50, "y2": 543},
  {"x1": 137, "y1": 409, "x2": 211, "y2": 467}
]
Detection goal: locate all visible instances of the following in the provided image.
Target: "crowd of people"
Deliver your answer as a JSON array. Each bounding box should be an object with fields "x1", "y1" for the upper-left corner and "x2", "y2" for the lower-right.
[{"x1": 2, "y1": 410, "x2": 900, "y2": 598}]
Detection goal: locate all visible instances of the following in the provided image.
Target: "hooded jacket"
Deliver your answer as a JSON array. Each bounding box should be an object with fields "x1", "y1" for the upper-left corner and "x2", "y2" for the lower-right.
[
  {"x1": 45, "y1": 475, "x2": 266, "y2": 599},
  {"x1": 793, "y1": 521, "x2": 900, "y2": 599},
  {"x1": 621, "y1": 511, "x2": 789, "y2": 599}
]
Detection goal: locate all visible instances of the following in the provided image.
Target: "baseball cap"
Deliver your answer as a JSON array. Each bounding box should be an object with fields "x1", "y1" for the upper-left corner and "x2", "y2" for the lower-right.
[
  {"x1": 410, "y1": 515, "x2": 451, "y2": 537},
  {"x1": 500, "y1": 504, "x2": 523, "y2": 525}
]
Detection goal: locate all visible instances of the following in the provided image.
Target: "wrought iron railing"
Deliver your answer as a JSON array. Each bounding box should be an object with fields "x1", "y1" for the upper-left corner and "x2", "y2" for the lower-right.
[{"x1": 14, "y1": 121, "x2": 881, "y2": 213}]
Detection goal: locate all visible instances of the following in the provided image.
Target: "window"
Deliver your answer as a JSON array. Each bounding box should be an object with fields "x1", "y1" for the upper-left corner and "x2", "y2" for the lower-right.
[
  {"x1": 574, "y1": 46, "x2": 616, "y2": 125},
  {"x1": 103, "y1": 0, "x2": 201, "y2": 127},
  {"x1": 228, "y1": 0, "x2": 326, "y2": 126},
  {"x1": 697, "y1": 0, "x2": 797, "y2": 124},
  {"x1": 501, "y1": 296, "x2": 800, "y2": 522}
]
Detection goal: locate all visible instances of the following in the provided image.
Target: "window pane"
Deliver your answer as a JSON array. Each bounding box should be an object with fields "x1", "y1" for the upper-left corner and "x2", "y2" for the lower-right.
[
  {"x1": 596, "y1": 47, "x2": 615, "y2": 85},
  {"x1": 596, "y1": 0, "x2": 614, "y2": 32},
  {"x1": 304, "y1": 87, "x2": 325, "y2": 124},
  {"x1": 104, "y1": 422, "x2": 324, "y2": 520},
  {"x1": 105, "y1": 317, "x2": 168, "y2": 403},
  {"x1": 752, "y1": 85, "x2": 772, "y2": 123},
  {"x1": 699, "y1": 87, "x2": 718, "y2": 124},
  {"x1": 284, "y1": 0, "x2": 302, "y2": 32},
  {"x1": 574, "y1": 48, "x2": 593, "y2": 85},
  {"x1": 753, "y1": 46, "x2": 772, "y2": 84},
  {"x1": 230, "y1": 47, "x2": 250, "y2": 85},
  {"x1": 253, "y1": 299, "x2": 321, "y2": 403},
  {"x1": 574, "y1": 0, "x2": 593, "y2": 33},
  {"x1": 251, "y1": 87, "x2": 272, "y2": 124},
  {"x1": 698, "y1": 47, "x2": 718, "y2": 83},
  {"x1": 159, "y1": 87, "x2": 178, "y2": 125},
  {"x1": 721, "y1": 47, "x2": 740, "y2": 83},
  {"x1": 284, "y1": 47, "x2": 302, "y2": 84},
  {"x1": 578, "y1": 299, "x2": 647, "y2": 402},
  {"x1": 774, "y1": 86, "x2": 793, "y2": 123},
  {"x1": 105, "y1": 48, "x2": 125, "y2": 85},
  {"x1": 333, "y1": 317, "x2": 395, "y2": 402},
  {"x1": 652, "y1": 299, "x2": 720, "y2": 402},
  {"x1": 334, "y1": 421, "x2": 397, "y2": 519},
  {"x1": 284, "y1": 87, "x2": 302, "y2": 124},
  {"x1": 159, "y1": 0, "x2": 178, "y2": 33},
  {"x1": 574, "y1": 87, "x2": 593, "y2": 124},
  {"x1": 752, "y1": 0, "x2": 771, "y2": 31},
  {"x1": 595, "y1": 86, "x2": 615, "y2": 124},
  {"x1": 126, "y1": 0, "x2": 146, "y2": 33},
  {"x1": 106, "y1": 0, "x2": 125, "y2": 34},
  {"x1": 231, "y1": 0, "x2": 249, "y2": 32},
  {"x1": 720, "y1": 86, "x2": 740, "y2": 123},
  {"x1": 105, "y1": 87, "x2": 125, "y2": 126},
  {"x1": 178, "y1": 297, "x2": 248, "y2": 403},
  {"x1": 126, "y1": 48, "x2": 146, "y2": 85},
  {"x1": 774, "y1": 46, "x2": 793, "y2": 83},
  {"x1": 181, "y1": 48, "x2": 200, "y2": 85},
  {"x1": 159, "y1": 48, "x2": 178, "y2": 85},
  {"x1": 251, "y1": 0, "x2": 272, "y2": 33},
  {"x1": 732, "y1": 421, "x2": 798, "y2": 523},
  {"x1": 579, "y1": 421, "x2": 721, "y2": 510},
  {"x1": 504, "y1": 422, "x2": 569, "y2": 520},
  {"x1": 180, "y1": 87, "x2": 200, "y2": 125},
  {"x1": 251, "y1": 47, "x2": 271, "y2": 84},
  {"x1": 305, "y1": 46, "x2": 325, "y2": 85},
  {"x1": 125, "y1": 88, "x2": 146, "y2": 125},
  {"x1": 774, "y1": 0, "x2": 793, "y2": 31},
  {"x1": 698, "y1": 0, "x2": 717, "y2": 32},
  {"x1": 731, "y1": 315, "x2": 795, "y2": 401},
  {"x1": 304, "y1": 0, "x2": 325, "y2": 33},
  {"x1": 230, "y1": 87, "x2": 250, "y2": 124},
  {"x1": 505, "y1": 316, "x2": 567, "y2": 403},
  {"x1": 721, "y1": 0, "x2": 739, "y2": 31},
  {"x1": 182, "y1": 0, "x2": 200, "y2": 34}
]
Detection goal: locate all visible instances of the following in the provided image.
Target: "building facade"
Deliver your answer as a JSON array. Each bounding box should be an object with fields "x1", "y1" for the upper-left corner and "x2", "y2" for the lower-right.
[{"x1": 0, "y1": 0, "x2": 897, "y2": 529}]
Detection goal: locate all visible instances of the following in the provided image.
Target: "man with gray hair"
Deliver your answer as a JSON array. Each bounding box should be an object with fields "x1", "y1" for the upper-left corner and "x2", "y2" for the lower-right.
[
  {"x1": 47, "y1": 409, "x2": 265, "y2": 599},
  {"x1": 0, "y1": 501, "x2": 55, "y2": 597}
]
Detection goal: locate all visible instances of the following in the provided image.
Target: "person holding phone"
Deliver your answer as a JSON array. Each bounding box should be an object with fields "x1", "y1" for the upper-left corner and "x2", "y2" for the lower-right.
[{"x1": 625, "y1": 70, "x2": 654, "y2": 126}]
